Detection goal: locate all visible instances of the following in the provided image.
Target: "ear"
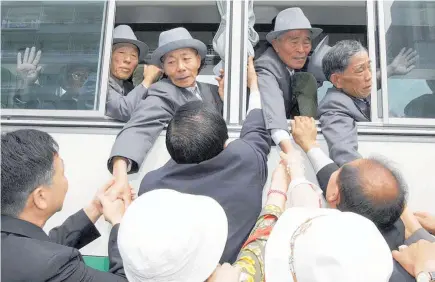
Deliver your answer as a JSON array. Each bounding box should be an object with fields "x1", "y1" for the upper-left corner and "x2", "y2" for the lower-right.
[
  {"x1": 31, "y1": 187, "x2": 49, "y2": 210},
  {"x1": 326, "y1": 183, "x2": 340, "y2": 206},
  {"x1": 330, "y1": 73, "x2": 342, "y2": 89}
]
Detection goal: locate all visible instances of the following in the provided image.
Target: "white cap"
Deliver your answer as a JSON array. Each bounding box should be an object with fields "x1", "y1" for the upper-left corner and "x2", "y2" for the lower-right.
[
  {"x1": 265, "y1": 208, "x2": 393, "y2": 282},
  {"x1": 118, "y1": 189, "x2": 228, "y2": 282}
]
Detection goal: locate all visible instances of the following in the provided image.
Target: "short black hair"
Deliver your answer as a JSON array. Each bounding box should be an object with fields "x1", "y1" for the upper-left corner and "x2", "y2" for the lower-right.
[
  {"x1": 1, "y1": 129, "x2": 59, "y2": 217},
  {"x1": 166, "y1": 101, "x2": 228, "y2": 164},
  {"x1": 336, "y1": 157, "x2": 407, "y2": 231}
]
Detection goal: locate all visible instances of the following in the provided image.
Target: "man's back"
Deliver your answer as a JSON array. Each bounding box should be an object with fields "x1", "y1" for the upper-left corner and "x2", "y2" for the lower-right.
[{"x1": 139, "y1": 109, "x2": 271, "y2": 264}]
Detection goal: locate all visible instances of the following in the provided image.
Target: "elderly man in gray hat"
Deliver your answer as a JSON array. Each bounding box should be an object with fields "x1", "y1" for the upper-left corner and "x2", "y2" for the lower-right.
[
  {"x1": 255, "y1": 7, "x2": 322, "y2": 155},
  {"x1": 104, "y1": 25, "x2": 162, "y2": 121},
  {"x1": 106, "y1": 27, "x2": 224, "y2": 202}
]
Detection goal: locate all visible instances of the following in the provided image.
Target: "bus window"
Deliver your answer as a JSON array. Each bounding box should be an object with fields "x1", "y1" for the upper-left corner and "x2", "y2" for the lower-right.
[
  {"x1": 1, "y1": 1, "x2": 106, "y2": 111},
  {"x1": 381, "y1": 0, "x2": 435, "y2": 119},
  {"x1": 252, "y1": 1, "x2": 367, "y2": 105},
  {"x1": 115, "y1": 1, "x2": 224, "y2": 87}
]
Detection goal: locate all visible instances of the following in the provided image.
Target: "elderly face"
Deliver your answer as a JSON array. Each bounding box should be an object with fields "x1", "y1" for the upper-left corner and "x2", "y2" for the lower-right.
[
  {"x1": 162, "y1": 48, "x2": 201, "y2": 88},
  {"x1": 272, "y1": 29, "x2": 312, "y2": 70},
  {"x1": 333, "y1": 51, "x2": 372, "y2": 98},
  {"x1": 110, "y1": 43, "x2": 139, "y2": 80}
]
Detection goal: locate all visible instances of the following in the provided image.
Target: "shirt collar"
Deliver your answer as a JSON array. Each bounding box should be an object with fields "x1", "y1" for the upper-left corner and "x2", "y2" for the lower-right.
[
  {"x1": 287, "y1": 67, "x2": 295, "y2": 76},
  {"x1": 186, "y1": 83, "x2": 199, "y2": 94},
  {"x1": 1, "y1": 215, "x2": 50, "y2": 242}
]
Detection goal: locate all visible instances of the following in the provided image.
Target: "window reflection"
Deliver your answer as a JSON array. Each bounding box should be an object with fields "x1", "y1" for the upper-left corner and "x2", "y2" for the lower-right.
[
  {"x1": 384, "y1": 0, "x2": 435, "y2": 118},
  {"x1": 1, "y1": 1, "x2": 106, "y2": 110}
]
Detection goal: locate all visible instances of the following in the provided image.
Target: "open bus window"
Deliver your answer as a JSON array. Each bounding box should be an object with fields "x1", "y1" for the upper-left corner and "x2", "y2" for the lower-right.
[
  {"x1": 1, "y1": 1, "x2": 106, "y2": 111},
  {"x1": 251, "y1": 1, "x2": 367, "y2": 118},
  {"x1": 115, "y1": 1, "x2": 225, "y2": 88},
  {"x1": 382, "y1": 0, "x2": 435, "y2": 119}
]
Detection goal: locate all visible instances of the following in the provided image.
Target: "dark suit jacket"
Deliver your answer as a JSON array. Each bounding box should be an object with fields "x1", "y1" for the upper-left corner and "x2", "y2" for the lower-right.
[
  {"x1": 13, "y1": 84, "x2": 80, "y2": 110},
  {"x1": 108, "y1": 79, "x2": 223, "y2": 174},
  {"x1": 315, "y1": 163, "x2": 427, "y2": 282},
  {"x1": 1, "y1": 209, "x2": 127, "y2": 282},
  {"x1": 255, "y1": 47, "x2": 293, "y2": 132},
  {"x1": 138, "y1": 109, "x2": 271, "y2": 264}
]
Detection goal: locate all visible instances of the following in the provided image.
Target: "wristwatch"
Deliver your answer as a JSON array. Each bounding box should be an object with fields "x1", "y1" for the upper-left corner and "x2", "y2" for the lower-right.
[{"x1": 416, "y1": 271, "x2": 435, "y2": 282}]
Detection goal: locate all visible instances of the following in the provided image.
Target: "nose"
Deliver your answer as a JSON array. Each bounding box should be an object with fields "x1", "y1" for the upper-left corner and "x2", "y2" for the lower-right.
[
  {"x1": 123, "y1": 55, "x2": 131, "y2": 64},
  {"x1": 295, "y1": 42, "x2": 304, "y2": 53},
  {"x1": 364, "y1": 69, "x2": 372, "y2": 81},
  {"x1": 176, "y1": 60, "x2": 186, "y2": 72}
]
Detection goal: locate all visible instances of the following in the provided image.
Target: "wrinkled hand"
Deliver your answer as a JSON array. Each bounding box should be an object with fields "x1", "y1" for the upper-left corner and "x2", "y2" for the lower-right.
[
  {"x1": 142, "y1": 64, "x2": 163, "y2": 88},
  {"x1": 271, "y1": 162, "x2": 291, "y2": 192},
  {"x1": 17, "y1": 46, "x2": 42, "y2": 85},
  {"x1": 414, "y1": 212, "x2": 435, "y2": 235},
  {"x1": 388, "y1": 48, "x2": 418, "y2": 76},
  {"x1": 279, "y1": 150, "x2": 305, "y2": 180},
  {"x1": 106, "y1": 177, "x2": 133, "y2": 207},
  {"x1": 392, "y1": 240, "x2": 435, "y2": 277},
  {"x1": 208, "y1": 264, "x2": 243, "y2": 282},
  {"x1": 215, "y1": 69, "x2": 225, "y2": 101},
  {"x1": 98, "y1": 194, "x2": 126, "y2": 226},
  {"x1": 291, "y1": 116, "x2": 318, "y2": 152},
  {"x1": 246, "y1": 56, "x2": 258, "y2": 90}
]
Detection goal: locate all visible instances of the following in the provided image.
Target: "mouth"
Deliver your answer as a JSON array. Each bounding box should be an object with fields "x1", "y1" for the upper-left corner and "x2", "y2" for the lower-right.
[
  {"x1": 176, "y1": 76, "x2": 190, "y2": 81},
  {"x1": 119, "y1": 67, "x2": 131, "y2": 73},
  {"x1": 293, "y1": 57, "x2": 306, "y2": 61}
]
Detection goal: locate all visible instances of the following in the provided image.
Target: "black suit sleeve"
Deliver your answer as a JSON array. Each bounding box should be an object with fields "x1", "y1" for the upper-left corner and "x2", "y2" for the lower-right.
[
  {"x1": 316, "y1": 163, "x2": 339, "y2": 194},
  {"x1": 240, "y1": 109, "x2": 272, "y2": 183},
  {"x1": 47, "y1": 224, "x2": 127, "y2": 281},
  {"x1": 48, "y1": 209, "x2": 100, "y2": 249}
]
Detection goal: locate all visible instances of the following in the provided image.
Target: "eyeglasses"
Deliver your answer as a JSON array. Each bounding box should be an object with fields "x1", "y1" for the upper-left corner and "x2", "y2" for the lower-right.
[{"x1": 288, "y1": 215, "x2": 326, "y2": 281}]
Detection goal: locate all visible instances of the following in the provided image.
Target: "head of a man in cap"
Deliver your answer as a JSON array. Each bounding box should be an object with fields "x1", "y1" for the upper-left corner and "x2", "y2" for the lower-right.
[
  {"x1": 265, "y1": 207, "x2": 393, "y2": 282},
  {"x1": 322, "y1": 40, "x2": 372, "y2": 98},
  {"x1": 325, "y1": 157, "x2": 407, "y2": 231},
  {"x1": 267, "y1": 8, "x2": 322, "y2": 70},
  {"x1": 272, "y1": 29, "x2": 312, "y2": 70},
  {"x1": 1, "y1": 129, "x2": 68, "y2": 223},
  {"x1": 117, "y1": 189, "x2": 228, "y2": 282},
  {"x1": 110, "y1": 43, "x2": 139, "y2": 80},
  {"x1": 161, "y1": 47, "x2": 202, "y2": 88},
  {"x1": 166, "y1": 101, "x2": 228, "y2": 164},
  {"x1": 151, "y1": 27, "x2": 207, "y2": 89},
  {"x1": 110, "y1": 25, "x2": 149, "y2": 81}
]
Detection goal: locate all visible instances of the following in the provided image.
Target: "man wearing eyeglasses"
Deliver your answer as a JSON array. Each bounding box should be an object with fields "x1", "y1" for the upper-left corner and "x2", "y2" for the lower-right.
[{"x1": 13, "y1": 50, "x2": 93, "y2": 110}]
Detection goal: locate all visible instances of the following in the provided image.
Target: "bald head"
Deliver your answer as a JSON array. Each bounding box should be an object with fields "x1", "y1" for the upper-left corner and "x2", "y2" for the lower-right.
[{"x1": 336, "y1": 157, "x2": 407, "y2": 230}]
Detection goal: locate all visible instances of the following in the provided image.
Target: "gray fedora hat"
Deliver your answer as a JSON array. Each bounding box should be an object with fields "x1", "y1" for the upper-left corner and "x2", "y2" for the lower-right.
[
  {"x1": 307, "y1": 35, "x2": 332, "y2": 82},
  {"x1": 151, "y1": 27, "x2": 207, "y2": 66},
  {"x1": 266, "y1": 7, "x2": 323, "y2": 43},
  {"x1": 113, "y1": 25, "x2": 149, "y2": 62}
]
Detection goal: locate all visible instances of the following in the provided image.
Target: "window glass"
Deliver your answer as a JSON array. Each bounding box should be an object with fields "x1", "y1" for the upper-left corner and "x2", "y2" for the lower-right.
[
  {"x1": 252, "y1": 1, "x2": 367, "y2": 112},
  {"x1": 383, "y1": 0, "x2": 435, "y2": 118},
  {"x1": 1, "y1": 1, "x2": 106, "y2": 111}
]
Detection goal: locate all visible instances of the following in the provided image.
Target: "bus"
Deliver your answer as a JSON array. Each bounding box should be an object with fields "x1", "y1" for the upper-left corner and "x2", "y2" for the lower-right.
[{"x1": 2, "y1": 0, "x2": 435, "y2": 270}]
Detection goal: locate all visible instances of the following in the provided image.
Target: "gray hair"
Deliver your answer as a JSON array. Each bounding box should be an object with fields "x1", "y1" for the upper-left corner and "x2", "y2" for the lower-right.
[{"x1": 322, "y1": 40, "x2": 368, "y2": 81}]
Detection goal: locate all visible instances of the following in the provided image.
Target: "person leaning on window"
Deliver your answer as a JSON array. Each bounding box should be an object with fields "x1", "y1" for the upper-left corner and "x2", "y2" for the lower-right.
[
  {"x1": 78, "y1": 25, "x2": 163, "y2": 121},
  {"x1": 106, "y1": 27, "x2": 224, "y2": 205}
]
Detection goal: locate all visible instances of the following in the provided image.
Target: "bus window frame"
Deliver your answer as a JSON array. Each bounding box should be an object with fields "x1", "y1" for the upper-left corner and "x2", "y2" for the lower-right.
[{"x1": 1, "y1": 0, "x2": 116, "y2": 119}]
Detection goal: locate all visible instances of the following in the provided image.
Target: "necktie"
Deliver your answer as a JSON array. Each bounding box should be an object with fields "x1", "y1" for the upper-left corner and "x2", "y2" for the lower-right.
[{"x1": 355, "y1": 98, "x2": 371, "y2": 119}]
